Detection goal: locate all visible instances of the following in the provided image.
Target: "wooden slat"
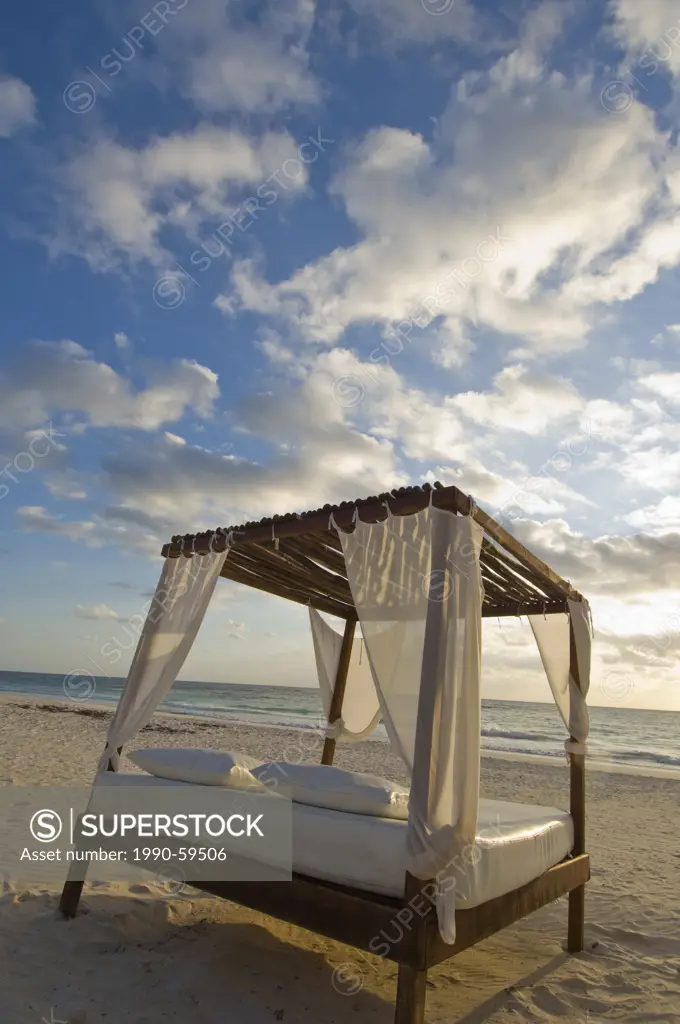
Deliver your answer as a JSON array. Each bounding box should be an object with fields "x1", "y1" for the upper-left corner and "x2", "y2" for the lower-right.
[
  {"x1": 162, "y1": 485, "x2": 583, "y2": 606},
  {"x1": 481, "y1": 543, "x2": 551, "y2": 603},
  {"x1": 181, "y1": 854, "x2": 589, "y2": 970},
  {"x1": 226, "y1": 545, "x2": 352, "y2": 605},
  {"x1": 221, "y1": 557, "x2": 567, "y2": 620},
  {"x1": 283, "y1": 534, "x2": 348, "y2": 577},
  {"x1": 231, "y1": 543, "x2": 353, "y2": 604},
  {"x1": 425, "y1": 854, "x2": 591, "y2": 966},
  {"x1": 186, "y1": 872, "x2": 421, "y2": 965},
  {"x1": 163, "y1": 483, "x2": 584, "y2": 618},
  {"x1": 219, "y1": 561, "x2": 353, "y2": 618},
  {"x1": 465, "y1": 498, "x2": 581, "y2": 601}
]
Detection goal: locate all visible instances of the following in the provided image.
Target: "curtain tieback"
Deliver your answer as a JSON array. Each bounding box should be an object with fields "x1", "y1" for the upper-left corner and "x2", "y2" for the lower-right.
[{"x1": 325, "y1": 718, "x2": 345, "y2": 740}]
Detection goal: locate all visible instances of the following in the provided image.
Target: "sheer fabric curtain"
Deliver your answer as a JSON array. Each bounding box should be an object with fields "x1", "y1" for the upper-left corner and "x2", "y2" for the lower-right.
[
  {"x1": 97, "y1": 549, "x2": 228, "y2": 773},
  {"x1": 308, "y1": 609, "x2": 382, "y2": 740},
  {"x1": 529, "y1": 599, "x2": 592, "y2": 748},
  {"x1": 338, "y1": 505, "x2": 484, "y2": 942}
]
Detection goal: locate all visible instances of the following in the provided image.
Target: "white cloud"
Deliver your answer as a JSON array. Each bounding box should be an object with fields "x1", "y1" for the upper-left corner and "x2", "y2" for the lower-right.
[
  {"x1": 451, "y1": 365, "x2": 583, "y2": 434},
  {"x1": 610, "y1": 0, "x2": 680, "y2": 76},
  {"x1": 623, "y1": 495, "x2": 680, "y2": 534},
  {"x1": 45, "y1": 470, "x2": 89, "y2": 500},
  {"x1": 55, "y1": 127, "x2": 308, "y2": 269},
  {"x1": 507, "y1": 515, "x2": 680, "y2": 597},
  {"x1": 346, "y1": 0, "x2": 479, "y2": 47},
  {"x1": 114, "y1": 332, "x2": 130, "y2": 350},
  {"x1": 139, "y1": 0, "x2": 319, "y2": 114},
  {"x1": 636, "y1": 370, "x2": 680, "y2": 405},
  {"x1": 74, "y1": 603, "x2": 126, "y2": 621},
  {"x1": 0, "y1": 342, "x2": 219, "y2": 431},
  {"x1": 0, "y1": 75, "x2": 36, "y2": 137},
  {"x1": 101, "y1": 400, "x2": 403, "y2": 530},
  {"x1": 226, "y1": 620, "x2": 246, "y2": 640},
  {"x1": 184, "y1": 20, "x2": 318, "y2": 113},
  {"x1": 222, "y1": 24, "x2": 675, "y2": 360},
  {"x1": 17, "y1": 506, "x2": 99, "y2": 543}
]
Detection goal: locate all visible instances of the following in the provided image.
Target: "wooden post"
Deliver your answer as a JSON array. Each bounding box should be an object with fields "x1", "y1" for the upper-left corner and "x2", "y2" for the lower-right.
[
  {"x1": 320, "y1": 615, "x2": 356, "y2": 766},
  {"x1": 59, "y1": 746, "x2": 121, "y2": 918},
  {"x1": 567, "y1": 618, "x2": 586, "y2": 952},
  {"x1": 395, "y1": 965, "x2": 427, "y2": 1024}
]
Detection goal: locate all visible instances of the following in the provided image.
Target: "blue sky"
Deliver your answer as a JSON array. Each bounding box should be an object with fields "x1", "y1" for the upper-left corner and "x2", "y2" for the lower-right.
[{"x1": 1, "y1": 0, "x2": 680, "y2": 710}]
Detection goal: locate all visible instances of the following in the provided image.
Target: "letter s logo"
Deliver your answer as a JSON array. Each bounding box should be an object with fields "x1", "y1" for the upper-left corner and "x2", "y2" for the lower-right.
[{"x1": 30, "y1": 809, "x2": 63, "y2": 843}]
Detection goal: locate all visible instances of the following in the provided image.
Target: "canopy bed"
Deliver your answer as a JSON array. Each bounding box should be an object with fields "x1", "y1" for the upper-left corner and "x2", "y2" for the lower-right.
[{"x1": 59, "y1": 481, "x2": 592, "y2": 1024}]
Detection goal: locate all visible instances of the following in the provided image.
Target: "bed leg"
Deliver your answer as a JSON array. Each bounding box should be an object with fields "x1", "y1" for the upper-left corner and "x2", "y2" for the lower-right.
[
  {"x1": 59, "y1": 877, "x2": 85, "y2": 918},
  {"x1": 567, "y1": 884, "x2": 585, "y2": 952},
  {"x1": 395, "y1": 964, "x2": 427, "y2": 1024}
]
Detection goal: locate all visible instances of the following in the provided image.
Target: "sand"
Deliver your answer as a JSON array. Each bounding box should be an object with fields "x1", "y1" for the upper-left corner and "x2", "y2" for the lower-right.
[{"x1": 1, "y1": 695, "x2": 679, "y2": 1023}]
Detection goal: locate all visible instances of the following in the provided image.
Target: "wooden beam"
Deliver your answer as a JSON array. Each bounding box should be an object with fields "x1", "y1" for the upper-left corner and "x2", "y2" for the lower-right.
[
  {"x1": 161, "y1": 488, "x2": 463, "y2": 554},
  {"x1": 162, "y1": 483, "x2": 583, "y2": 623},
  {"x1": 567, "y1": 617, "x2": 587, "y2": 953},
  {"x1": 162, "y1": 485, "x2": 582, "y2": 605},
  {"x1": 483, "y1": 599, "x2": 568, "y2": 618},
  {"x1": 321, "y1": 615, "x2": 356, "y2": 765},
  {"x1": 468, "y1": 499, "x2": 581, "y2": 601},
  {"x1": 182, "y1": 854, "x2": 589, "y2": 970},
  {"x1": 425, "y1": 854, "x2": 590, "y2": 966},
  {"x1": 187, "y1": 872, "x2": 421, "y2": 965},
  {"x1": 60, "y1": 745, "x2": 122, "y2": 918}
]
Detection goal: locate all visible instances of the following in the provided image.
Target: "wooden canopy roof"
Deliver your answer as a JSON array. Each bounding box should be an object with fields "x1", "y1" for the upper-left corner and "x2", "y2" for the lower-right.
[{"x1": 161, "y1": 482, "x2": 584, "y2": 620}]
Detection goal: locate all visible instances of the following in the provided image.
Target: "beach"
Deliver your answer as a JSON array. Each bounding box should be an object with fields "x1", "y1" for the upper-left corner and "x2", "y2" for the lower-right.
[{"x1": 1, "y1": 695, "x2": 679, "y2": 1023}]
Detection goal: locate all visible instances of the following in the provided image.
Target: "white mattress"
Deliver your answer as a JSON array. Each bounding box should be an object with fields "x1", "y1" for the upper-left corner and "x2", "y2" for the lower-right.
[{"x1": 98, "y1": 774, "x2": 573, "y2": 909}]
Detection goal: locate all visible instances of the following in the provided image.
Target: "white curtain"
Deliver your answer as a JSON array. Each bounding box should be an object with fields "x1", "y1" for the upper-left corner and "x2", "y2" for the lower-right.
[
  {"x1": 97, "y1": 549, "x2": 228, "y2": 773},
  {"x1": 529, "y1": 598, "x2": 592, "y2": 748},
  {"x1": 308, "y1": 609, "x2": 382, "y2": 740},
  {"x1": 338, "y1": 505, "x2": 484, "y2": 943}
]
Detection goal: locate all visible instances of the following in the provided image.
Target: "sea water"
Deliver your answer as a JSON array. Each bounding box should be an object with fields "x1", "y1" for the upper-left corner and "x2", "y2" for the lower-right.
[{"x1": 1, "y1": 670, "x2": 678, "y2": 776}]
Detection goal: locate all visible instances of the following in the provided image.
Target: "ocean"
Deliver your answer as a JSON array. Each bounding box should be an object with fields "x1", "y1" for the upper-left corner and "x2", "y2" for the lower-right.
[{"x1": 1, "y1": 670, "x2": 679, "y2": 777}]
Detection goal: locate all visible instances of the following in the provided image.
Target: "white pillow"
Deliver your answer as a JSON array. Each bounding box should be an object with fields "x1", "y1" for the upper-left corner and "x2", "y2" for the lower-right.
[
  {"x1": 252, "y1": 762, "x2": 409, "y2": 819},
  {"x1": 127, "y1": 747, "x2": 264, "y2": 788}
]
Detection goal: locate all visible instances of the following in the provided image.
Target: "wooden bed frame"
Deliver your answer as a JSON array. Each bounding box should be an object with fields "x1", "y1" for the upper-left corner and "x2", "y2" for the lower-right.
[
  {"x1": 61, "y1": 842, "x2": 589, "y2": 1023},
  {"x1": 59, "y1": 482, "x2": 590, "y2": 1023}
]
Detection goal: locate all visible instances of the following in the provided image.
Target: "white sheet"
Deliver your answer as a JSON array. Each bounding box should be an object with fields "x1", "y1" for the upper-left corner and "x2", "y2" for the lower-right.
[{"x1": 98, "y1": 774, "x2": 573, "y2": 910}]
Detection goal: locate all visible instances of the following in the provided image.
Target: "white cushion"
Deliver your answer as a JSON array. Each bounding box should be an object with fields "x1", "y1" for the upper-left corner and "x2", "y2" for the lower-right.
[
  {"x1": 127, "y1": 747, "x2": 264, "y2": 788},
  {"x1": 252, "y1": 762, "x2": 410, "y2": 819}
]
